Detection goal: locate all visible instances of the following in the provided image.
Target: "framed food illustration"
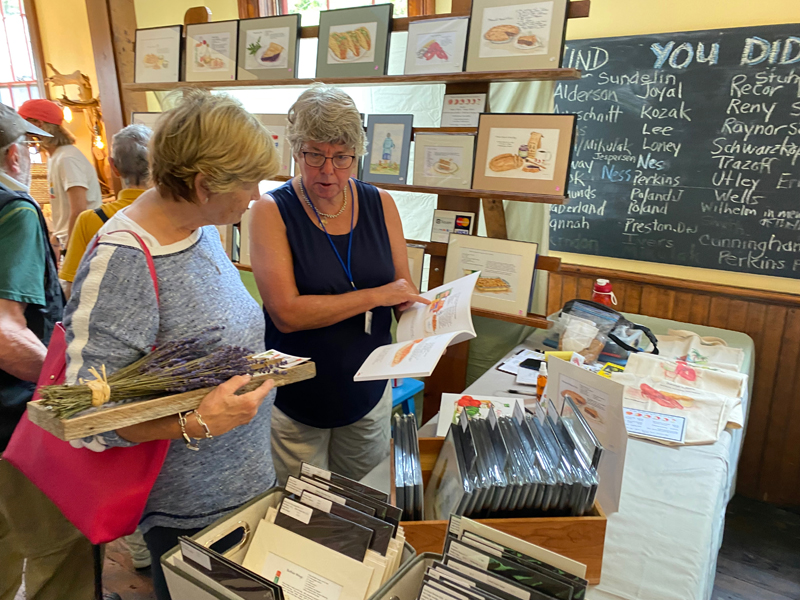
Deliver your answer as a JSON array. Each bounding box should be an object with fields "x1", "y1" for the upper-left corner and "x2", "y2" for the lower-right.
[
  {"x1": 131, "y1": 112, "x2": 163, "y2": 129},
  {"x1": 413, "y1": 132, "x2": 475, "y2": 190},
  {"x1": 443, "y1": 234, "x2": 538, "y2": 316},
  {"x1": 316, "y1": 4, "x2": 393, "y2": 78},
  {"x1": 362, "y1": 114, "x2": 413, "y2": 185},
  {"x1": 404, "y1": 16, "x2": 469, "y2": 75},
  {"x1": 466, "y1": 0, "x2": 569, "y2": 72},
  {"x1": 134, "y1": 26, "x2": 181, "y2": 84},
  {"x1": 472, "y1": 113, "x2": 575, "y2": 196},
  {"x1": 184, "y1": 21, "x2": 239, "y2": 82},
  {"x1": 237, "y1": 15, "x2": 300, "y2": 80},
  {"x1": 254, "y1": 114, "x2": 293, "y2": 177}
]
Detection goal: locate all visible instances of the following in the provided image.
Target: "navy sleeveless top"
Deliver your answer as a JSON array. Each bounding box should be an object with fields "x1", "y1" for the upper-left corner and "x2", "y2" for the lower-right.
[{"x1": 264, "y1": 179, "x2": 395, "y2": 428}]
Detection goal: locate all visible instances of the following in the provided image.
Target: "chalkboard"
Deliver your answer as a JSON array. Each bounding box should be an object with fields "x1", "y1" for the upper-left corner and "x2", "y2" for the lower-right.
[{"x1": 550, "y1": 24, "x2": 800, "y2": 279}]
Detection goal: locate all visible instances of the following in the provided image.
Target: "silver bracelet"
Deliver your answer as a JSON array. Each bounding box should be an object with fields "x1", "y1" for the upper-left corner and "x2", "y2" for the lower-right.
[
  {"x1": 178, "y1": 411, "x2": 200, "y2": 451},
  {"x1": 193, "y1": 411, "x2": 213, "y2": 439}
]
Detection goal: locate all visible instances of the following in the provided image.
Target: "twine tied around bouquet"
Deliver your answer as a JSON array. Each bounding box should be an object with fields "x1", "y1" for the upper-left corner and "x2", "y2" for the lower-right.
[{"x1": 80, "y1": 365, "x2": 110, "y2": 406}]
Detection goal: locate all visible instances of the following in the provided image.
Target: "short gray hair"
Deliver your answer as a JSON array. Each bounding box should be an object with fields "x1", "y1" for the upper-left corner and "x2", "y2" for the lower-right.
[
  {"x1": 112, "y1": 124, "x2": 151, "y2": 187},
  {"x1": 287, "y1": 85, "x2": 367, "y2": 157}
]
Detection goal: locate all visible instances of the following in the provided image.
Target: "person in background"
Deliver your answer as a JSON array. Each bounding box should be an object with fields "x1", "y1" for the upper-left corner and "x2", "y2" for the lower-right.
[
  {"x1": 60, "y1": 124, "x2": 152, "y2": 300},
  {"x1": 250, "y1": 85, "x2": 427, "y2": 485},
  {"x1": 65, "y1": 90, "x2": 279, "y2": 600},
  {"x1": 18, "y1": 98, "x2": 102, "y2": 253},
  {"x1": 0, "y1": 104, "x2": 95, "y2": 598}
]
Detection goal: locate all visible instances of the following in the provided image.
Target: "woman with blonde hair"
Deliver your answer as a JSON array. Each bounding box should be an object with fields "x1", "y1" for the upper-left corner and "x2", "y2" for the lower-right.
[
  {"x1": 250, "y1": 85, "x2": 428, "y2": 485},
  {"x1": 64, "y1": 89, "x2": 279, "y2": 600}
]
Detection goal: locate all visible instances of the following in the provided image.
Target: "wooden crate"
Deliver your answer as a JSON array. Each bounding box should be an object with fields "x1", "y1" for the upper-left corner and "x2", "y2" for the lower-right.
[
  {"x1": 27, "y1": 362, "x2": 316, "y2": 441},
  {"x1": 395, "y1": 437, "x2": 606, "y2": 584}
]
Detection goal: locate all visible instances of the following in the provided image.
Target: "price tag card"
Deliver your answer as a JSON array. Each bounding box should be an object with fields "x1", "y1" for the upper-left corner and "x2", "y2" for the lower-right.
[
  {"x1": 441, "y1": 94, "x2": 487, "y2": 127},
  {"x1": 624, "y1": 409, "x2": 687, "y2": 443}
]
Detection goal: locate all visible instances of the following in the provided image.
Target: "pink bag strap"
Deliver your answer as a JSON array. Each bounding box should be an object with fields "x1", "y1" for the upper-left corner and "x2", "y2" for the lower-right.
[{"x1": 90, "y1": 229, "x2": 159, "y2": 305}]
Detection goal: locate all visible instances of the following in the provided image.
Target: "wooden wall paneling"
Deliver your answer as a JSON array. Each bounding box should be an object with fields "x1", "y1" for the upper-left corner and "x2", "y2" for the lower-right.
[
  {"x1": 576, "y1": 276, "x2": 593, "y2": 301},
  {"x1": 725, "y1": 300, "x2": 749, "y2": 332},
  {"x1": 107, "y1": 0, "x2": 148, "y2": 120},
  {"x1": 707, "y1": 296, "x2": 732, "y2": 329},
  {"x1": 620, "y1": 282, "x2": 642, "y2": 314},
  {"x1": 238, "y1": 0, "x2": 261, "y2": 18},
  {"x1": 688, "y1": 294, "x2": 711, "y2": 324},
  {"x1": 758, "y1": 308, "x2": 800, "y2": 503},
  {"x1": 777, "y1": 342, "x2": 800, "y2": 505},
  {"x1": 547, "y1": 272, "x2": 563, "y2": 314},
  {"x1": 561, "y1": 275, "x2": 578, "y2": 303},
  {"x1": 638, "y1": 286, "x2": 661, "y2": 317},
  {"x1": 672, "y1": 291, "x2": 694, "y2": 324}
]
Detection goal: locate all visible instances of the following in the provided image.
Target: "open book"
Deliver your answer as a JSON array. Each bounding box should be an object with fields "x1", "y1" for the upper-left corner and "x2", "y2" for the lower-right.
[{"x1": 354, "y1": 272, "x2": 479, "y2": 381}]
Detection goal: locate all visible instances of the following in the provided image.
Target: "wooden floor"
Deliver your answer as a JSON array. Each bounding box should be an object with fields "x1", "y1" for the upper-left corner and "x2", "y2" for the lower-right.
[{"x1": 100, "y1": 495, "x2": 800, "y2": 600}]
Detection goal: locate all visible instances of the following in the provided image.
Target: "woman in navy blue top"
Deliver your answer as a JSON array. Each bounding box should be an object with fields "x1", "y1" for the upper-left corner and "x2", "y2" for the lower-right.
[{"x1": 250, "y1": 86, "x2": 428, "y2": 483}]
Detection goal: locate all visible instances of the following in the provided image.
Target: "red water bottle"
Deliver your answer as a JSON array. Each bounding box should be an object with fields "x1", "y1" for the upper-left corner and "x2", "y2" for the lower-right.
[{"x1": 592, "y1": 278, "x2": 617, "y2": 307}]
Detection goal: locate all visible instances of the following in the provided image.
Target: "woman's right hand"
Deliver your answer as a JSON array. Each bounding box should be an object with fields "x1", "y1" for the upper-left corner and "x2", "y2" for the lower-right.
[
  {"x1": 192, "y1": 375, "x2": 275, "y2": 437},
  {"x1": 374, "y1": 279, "x2": 430, "y2": 309}
]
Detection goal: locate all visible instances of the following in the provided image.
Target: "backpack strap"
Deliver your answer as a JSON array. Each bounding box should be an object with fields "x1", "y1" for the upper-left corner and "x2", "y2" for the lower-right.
[{"x1": 93, "y1": 207, "x2": 110, "y2": 224}]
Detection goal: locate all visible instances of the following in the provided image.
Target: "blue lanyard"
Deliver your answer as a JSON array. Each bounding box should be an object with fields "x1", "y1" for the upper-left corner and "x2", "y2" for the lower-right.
[{"x1": 302, "y1": 178, "x2": 357, "y2": 291}]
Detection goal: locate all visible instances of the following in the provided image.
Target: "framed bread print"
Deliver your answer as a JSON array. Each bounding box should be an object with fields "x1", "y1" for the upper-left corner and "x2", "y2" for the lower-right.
[
  {"x1": 466, "y1": 0, "x2": 569, "y2": 72},
  {"x1": 404, "y1": 16, "x2": 469, "y2": 75},
  {"x1": 135, "y1": 26, "x2": 181, "y2": 84},
  {"x1": 472, "y1": 113, "x2": 575, "y2": 196},
  {"x1": 413, "y1": 133, "x2": 475, "y2": 190},
  {"x1": 443, "y1": 235, "x2": 538, "y2": 316},
  {"x1": 363, "y1": 114, "x2": 413, "y2": 185},
  {"x1": 254, "y1": 114, "x2": 293, "y2": 177},
  {"x1": 237, "y1": 15, "x2": 300, "y2": 80},
  {"x1": 316, "y1": 4, "x2": 393, "y2": 78},
  {"x1": 184, "y1": 21, "x2": 239, "y2": 82}
]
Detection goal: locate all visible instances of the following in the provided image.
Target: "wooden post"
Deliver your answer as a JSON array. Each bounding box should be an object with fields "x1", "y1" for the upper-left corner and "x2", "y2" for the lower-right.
[{"x1": 238, "y1": 0, "x2": 262, "y2": 18}]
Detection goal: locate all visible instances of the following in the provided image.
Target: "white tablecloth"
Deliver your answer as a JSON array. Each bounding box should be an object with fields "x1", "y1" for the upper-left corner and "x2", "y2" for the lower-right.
[{"x1": 363, "y1": 314, "x2": 755, "y2": 600}]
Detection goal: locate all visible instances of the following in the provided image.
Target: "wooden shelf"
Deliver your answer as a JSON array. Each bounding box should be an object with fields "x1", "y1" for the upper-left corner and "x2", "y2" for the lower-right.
[
  {"x1": 471, "y1": 307, "x2": 551, "y2": 328},
  {"x1": 124, "y1": 68, "x2": 581, "y2": 93},
  {"x1": 379, "y1": 182, "x2": 566, "y2": 204}
]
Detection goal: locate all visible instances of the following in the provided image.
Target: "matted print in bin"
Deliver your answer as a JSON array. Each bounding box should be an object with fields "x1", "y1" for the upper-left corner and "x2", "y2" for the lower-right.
[
  {"x1": 135, "y1": 26, "x2": 182, "y2": 84},
  {"x1": 316, "y1": 4, "x2": 393, "y2": 78},
  {"x1": 184, "y1": 20, "x2": 239, "y2": 82},
  {"x1": 237, "y1": 15, "x2": 300, "y2": 80},
  {"x1": 472, "y1": 113, "x2": 575, "y2": 196},
  {"x1": 363, "y1": 114, "x2": 413, "y2": 185},
  {"x1": 466, "y1": 0, "x2": 569, "y2": 72}
]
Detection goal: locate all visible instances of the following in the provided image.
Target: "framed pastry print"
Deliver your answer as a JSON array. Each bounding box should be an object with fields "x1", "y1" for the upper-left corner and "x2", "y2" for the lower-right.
[
  {"x1": 472, "y1": 113, "x2": 575, "y2": 196},
  {"x1": 184, "y1": 21, "x2": 239, "y2": 82},
  {"x1": 134, "y1": 26, "x2": 181, "y2": 84},
  {"x1": 404, "y1": 16, "x2": 469, "y2": 75},
  {"x1": 443, "y1": 234, "x2": 538, "y2": 316},
  {"x1": 466, "y1": 0, "x2": 569, "y2": 72},
  {"x1": 413, "y1": 133, "x2": 475, "y2": 190},
  {"x1": 254, "y1": 114, "x2": 293, "y2": 177},
  {"x1": 362, "y1": 114, "x2": 413, "y2": 185},
  {"x1": 237, "y1": 15, "x2": 300, "y2": 80},
  {"x1": 131, "y1": 112, "x2": 162, "y2": 129},
  {"x1": 316, "y1": 4, "x2": 393, "y2": 78}
]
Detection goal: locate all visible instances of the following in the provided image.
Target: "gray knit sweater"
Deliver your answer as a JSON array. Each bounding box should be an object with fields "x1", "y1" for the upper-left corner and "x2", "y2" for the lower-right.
[{"x1": 64, "y1": 210, "x2": 275, "y2": 533}]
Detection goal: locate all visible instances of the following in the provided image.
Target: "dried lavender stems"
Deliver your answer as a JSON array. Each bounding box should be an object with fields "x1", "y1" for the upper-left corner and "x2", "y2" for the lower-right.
[{"x1": 39, "y1": 335, "x2": 289, "y2": 419}]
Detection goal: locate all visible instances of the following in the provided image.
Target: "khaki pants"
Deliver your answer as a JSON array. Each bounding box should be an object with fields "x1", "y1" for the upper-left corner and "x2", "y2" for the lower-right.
[
  {"x1": 0, "y1": 459, "x2": 94, "y2": 600},
  {"x1": 271, "y1": 383, "x2": 392, "y2": 484}
]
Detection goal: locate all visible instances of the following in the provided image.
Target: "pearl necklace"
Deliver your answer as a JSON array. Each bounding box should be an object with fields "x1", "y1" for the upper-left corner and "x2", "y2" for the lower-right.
[{"x1": 298, "y1": 177, "x2": 347, "y2": 225}]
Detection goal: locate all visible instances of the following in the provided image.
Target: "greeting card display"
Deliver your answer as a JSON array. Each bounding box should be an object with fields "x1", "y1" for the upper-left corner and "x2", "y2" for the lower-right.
[
  {"x1": 472, "y1": 113, "x2": 575, "y2": 196},
  {"x1": 404, "y1": 17, "x2": 469, "y2": 75},
  {"x1": 237, "y1": 15, "x2": 300, "y2": 80},
  {"x1": 255, "y1": 114, "x2": 293, "y2": 177},
  {"x1": 362, "y1": 114, "x2": 413, "y2": 185},
  {"x1": 135, "y1": 26, "x2": 181, "y2": 84},
  {"x1": 316, "y1": 4, "x2": 393, "y2": 78},
  {"x1": 466, "y1": 0, "x2": 569, "y2": 72},
  {"x1": 413, "y1": 133, "x2": 475, "y2": 190},
  {"x1": 184, "y1": 21, "x2": 239, "y2": 82}
]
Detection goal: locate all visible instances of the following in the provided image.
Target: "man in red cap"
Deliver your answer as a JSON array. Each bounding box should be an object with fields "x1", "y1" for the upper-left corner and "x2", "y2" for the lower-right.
[{"x1": 18, "y1": 99, "x2": 102, "y2": 256}]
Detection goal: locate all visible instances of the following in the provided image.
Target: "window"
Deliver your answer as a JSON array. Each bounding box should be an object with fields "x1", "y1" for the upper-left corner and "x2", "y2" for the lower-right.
[
  {"x1": 288, "y1": 0, "x2": 407, "y2": 26},
  {"x1": 0, "y1": 0, "x2": 40, "y2": 108}
]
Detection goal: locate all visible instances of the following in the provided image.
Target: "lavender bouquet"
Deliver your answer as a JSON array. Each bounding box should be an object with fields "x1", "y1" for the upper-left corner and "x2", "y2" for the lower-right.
[{"x1": 39, "y1": 333, "x2": 290, "y2": 419}]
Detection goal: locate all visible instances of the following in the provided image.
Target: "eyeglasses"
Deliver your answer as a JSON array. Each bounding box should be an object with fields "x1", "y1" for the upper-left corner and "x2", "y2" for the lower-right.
[{"x1": 301, "y1": 151, "x2": 356, "y2": 170}]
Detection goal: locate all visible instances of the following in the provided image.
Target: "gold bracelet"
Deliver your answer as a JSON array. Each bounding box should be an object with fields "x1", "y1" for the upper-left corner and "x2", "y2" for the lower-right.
[
  {"x1": 193, "y1": 411, "x2": 213, "y2": 439},
  {"x1": 178, "y1": 411, "x2": 200, "y2": 451}
]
